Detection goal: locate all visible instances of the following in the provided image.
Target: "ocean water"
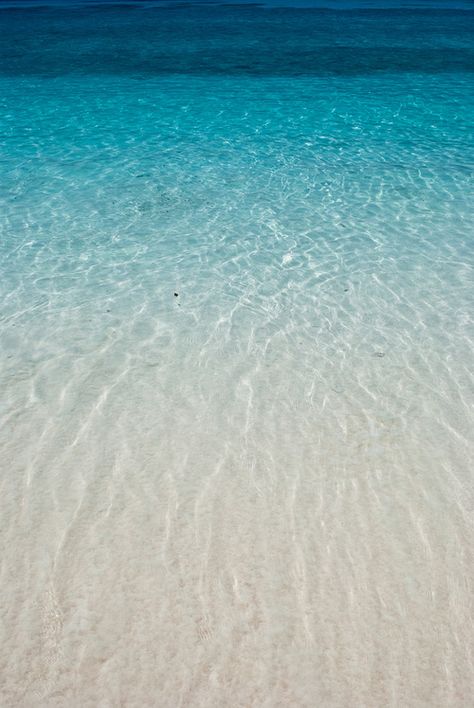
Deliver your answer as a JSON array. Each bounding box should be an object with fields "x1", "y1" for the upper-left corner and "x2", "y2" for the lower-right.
[{"x1": 1, "y1": 2, "x2": 474, "y2": 705}]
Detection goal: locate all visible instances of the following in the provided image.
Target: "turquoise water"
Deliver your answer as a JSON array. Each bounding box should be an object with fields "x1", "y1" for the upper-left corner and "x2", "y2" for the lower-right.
[{"x1": 1, "y1": 3, "x2": 474, "y2": 705}]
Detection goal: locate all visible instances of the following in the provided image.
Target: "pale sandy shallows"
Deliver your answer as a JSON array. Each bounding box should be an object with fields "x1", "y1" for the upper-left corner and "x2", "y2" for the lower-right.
[{"x1": 1, "y1": 260, "x2": 473, "y2": 706}]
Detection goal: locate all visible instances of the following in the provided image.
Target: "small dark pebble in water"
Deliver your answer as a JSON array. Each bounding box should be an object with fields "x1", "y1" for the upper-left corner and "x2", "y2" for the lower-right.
[
  {"x1": 344, "y1": 288, "x2": 349, "y2": 292},
  {"x1": 374, "y1": 351, "x2": 385, "y2": 358},
  {"x1": 174, "y1": 292, "x2": 179, "y2": 297},
  {"x1": 106, "y1": 309, "x2": 111, "y2": 312}
]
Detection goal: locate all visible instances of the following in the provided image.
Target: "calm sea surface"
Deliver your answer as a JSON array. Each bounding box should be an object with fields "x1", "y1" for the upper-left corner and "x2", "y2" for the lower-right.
[{"x1": 1, "y1": 1, "x2": 473, "y2": 705}]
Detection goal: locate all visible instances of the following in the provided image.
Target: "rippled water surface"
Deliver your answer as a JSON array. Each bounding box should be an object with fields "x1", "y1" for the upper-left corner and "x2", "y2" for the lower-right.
[{"x1": 1, "y1": 3, "x2": 474, "y2": 706}]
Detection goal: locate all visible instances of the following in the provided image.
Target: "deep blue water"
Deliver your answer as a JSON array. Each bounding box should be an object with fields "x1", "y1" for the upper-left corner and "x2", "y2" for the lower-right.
[{"x1": 1, "y1": 2, "x2": 474, "y2": 76}]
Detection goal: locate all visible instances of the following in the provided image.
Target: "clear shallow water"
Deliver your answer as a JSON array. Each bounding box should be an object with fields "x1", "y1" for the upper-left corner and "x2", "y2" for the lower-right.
[{"x1": 1, "y1": 3, "x2": 474, "y2": 706}]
